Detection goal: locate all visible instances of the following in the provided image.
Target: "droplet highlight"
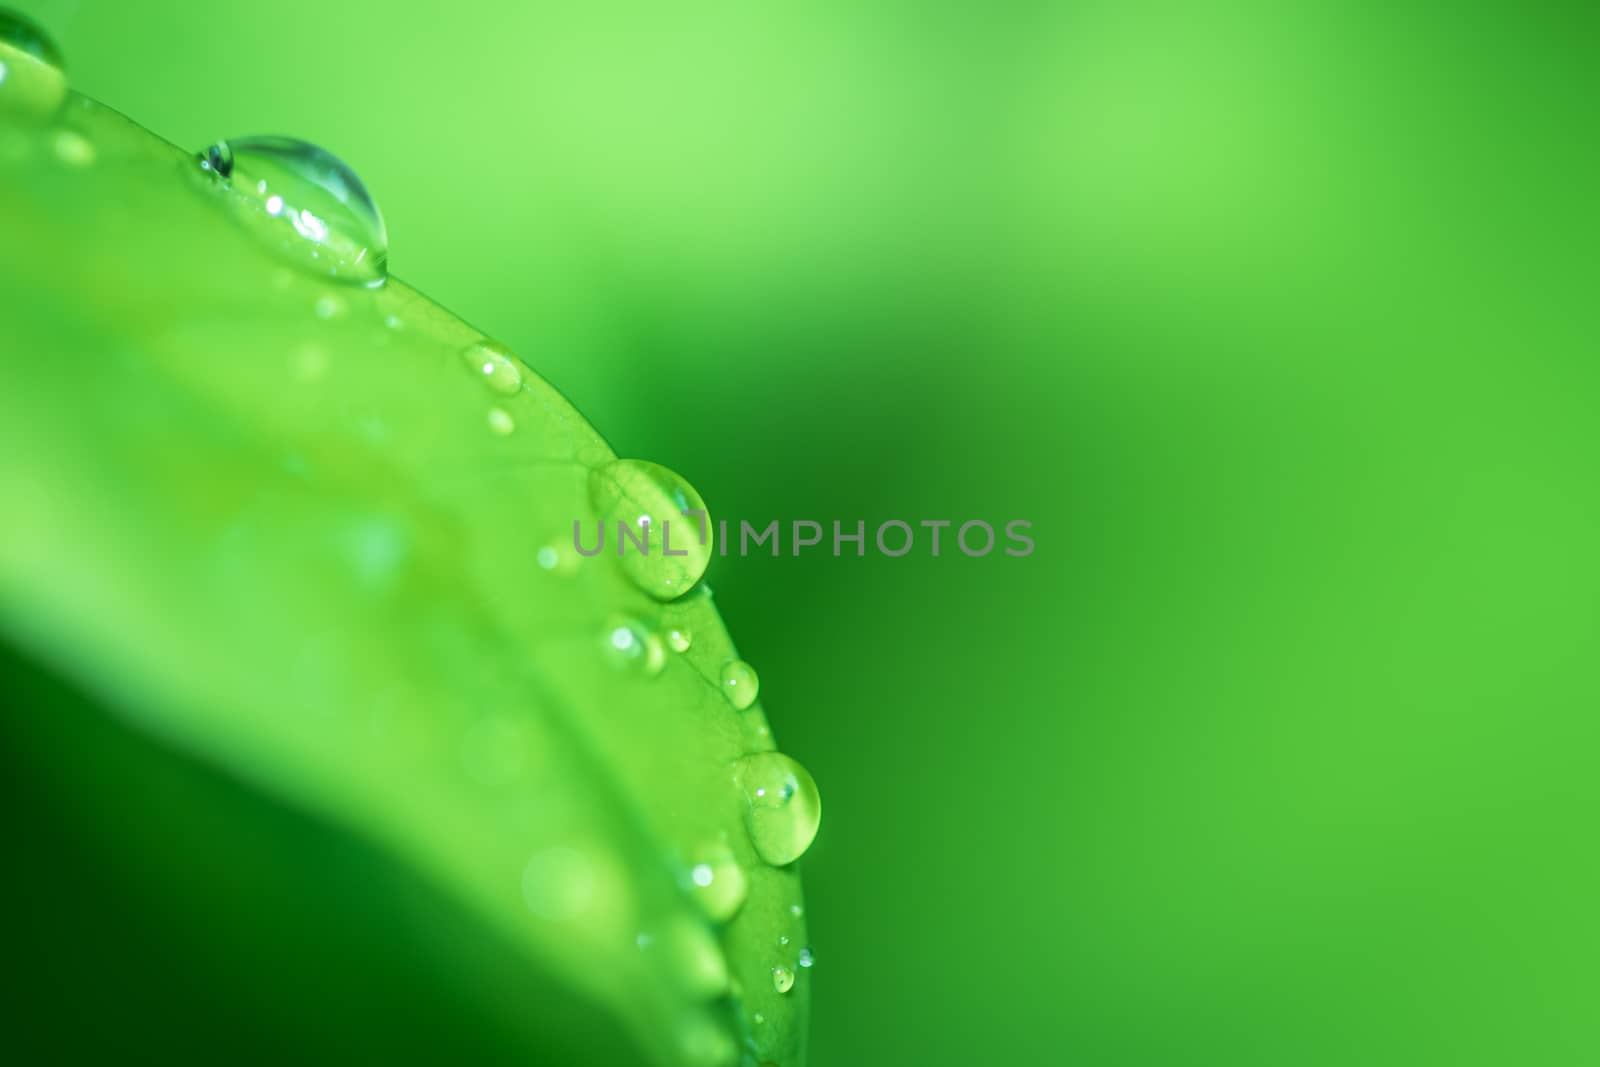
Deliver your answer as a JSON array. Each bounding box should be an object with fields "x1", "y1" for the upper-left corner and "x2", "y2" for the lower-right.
[
  {"x1": 720, "y1": 659, "x2": 759, "y2": 710},
  {"x1": 0, "y1": 9, "x2": 66, "y2": 118},
  {"x1": 735, "y1": 752, "x2": 822, "y2": 867},
  {"x1": 588, "y1": 460, "x2": 712, "y2": 600},
  {"x1": 196, "y1": 137, "x2": 387, "y2": 287}
]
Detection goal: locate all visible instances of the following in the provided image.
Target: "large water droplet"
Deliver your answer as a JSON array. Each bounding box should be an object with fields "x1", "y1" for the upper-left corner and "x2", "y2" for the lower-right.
[
  {"x1": 460, "y1": 339, "x2": 525, "y2": 395},
  {"x1": 588, "y1": 460, "x2": 712, "y2": 600},
  {"x1": 772, "y1": 966, "x2": 795, "y2": 994},
  {"x1": 734, "y1": 752, "x2": 822, "y2": 867},
  {"x1": 197, "y1": 137, "x2": 387, "y2": 287},
  {"x1": 686, "y1": 841, "x2": 748, "y2": 923},
  {"x1": 0, "y1": 9, "x2": 66, "y2": 118},
  {"x1": 720, "y1": 659, "x2": 759, "y2": 710}
]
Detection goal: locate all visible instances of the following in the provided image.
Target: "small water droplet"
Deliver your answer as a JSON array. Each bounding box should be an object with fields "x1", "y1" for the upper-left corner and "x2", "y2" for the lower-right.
[
  {"x1": 487, "y1": 406, "x2": 516, "y2": 436},
  {"x1": 666, "y1": 627, "x2": 692, "y2": 653},
  {"x1": 537, "y1": 541, "x2": 579, "y2": 576},
  {"x1": 734, "y1": 752, "x2": 822, "y2": 867},
  {"x1": 0, "y1": 9, "x2": 66, "y2": 118},
  {"x1": 314, "y1": 294, "x2": 345, "y2": 320},
  {"x1": 588, "y1": 459, "x2": 712, "y2": 600},
  {"x1": 752, "y1": 1012, "x2": 765, "y2": 1026},
  {"x1": 384, "y1": 314, "x2": 404, "y2": 330},
  {"x1": 460, "y1": 339, "x2": 524, "y2": 396},
  {"x1": 196, "y1": 137, "x2": 387, "y2": 287},
  {"x1": 720, "y1": 659, "x2": 759, "y2": 710},
  {"x1": 772, "y1": 966, "x2": 795, "y2": 994},
  {"x1": 604, "y1": 616, "x2": 665, "y2": 676},
  {"x1": 778, "y1": 935, "x2": 789, "y2": 946},
  {"x1": 51, "y1": 129, "x2": 92, "y2": 167},
  {"x1": 686, "y1": 841, "x2": 748, "y2": 923},
  {"x1": 790, "y1": 904, "x2": 804, "y2": 918},
  {"x1": 798, "y1": 947, "x2": 815, "y2": 968}
]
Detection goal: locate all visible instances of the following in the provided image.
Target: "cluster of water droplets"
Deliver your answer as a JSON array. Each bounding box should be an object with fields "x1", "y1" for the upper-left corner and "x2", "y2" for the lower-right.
[{"x1": 4, "y1": 14, "x2": 823, "y2": 1057}]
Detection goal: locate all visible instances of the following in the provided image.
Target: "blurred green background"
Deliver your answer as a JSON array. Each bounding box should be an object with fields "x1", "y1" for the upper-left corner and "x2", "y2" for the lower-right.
[{"x1": 10, "y1": 0, "x2": 1599, "y2": 1062}]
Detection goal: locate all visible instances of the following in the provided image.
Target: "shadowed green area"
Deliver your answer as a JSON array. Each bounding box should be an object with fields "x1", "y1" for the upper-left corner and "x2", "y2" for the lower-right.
[{"x1": 0, "y1": 643, "x2": 640, "y2": 1066}]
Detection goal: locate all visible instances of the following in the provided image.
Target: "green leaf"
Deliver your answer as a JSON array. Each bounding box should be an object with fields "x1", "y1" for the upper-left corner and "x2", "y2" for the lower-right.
[{"x1": 0, "y1": 94, "x2": 812, "y2": 1066}]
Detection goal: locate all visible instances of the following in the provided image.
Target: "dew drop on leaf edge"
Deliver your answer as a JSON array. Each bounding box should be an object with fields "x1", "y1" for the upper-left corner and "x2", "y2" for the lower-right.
[
  {"x1": 735, "y1": 751, "x2": 822, "y2": 867},
  {"x1": 195, "y1": 136, "x2": 388, "y2": 288},
  {"x1": 460, "y1": 339, "x2": 525, "y2": 396},
  {"x1": 0, "y1": 8, "x2": 67, "y2": 118},
  {"x1": 720, "y1": 658, "x2": 759, "y2": 710},
  {"x1": 587, "y1": 459, "x2": 712, "y2": 601}
]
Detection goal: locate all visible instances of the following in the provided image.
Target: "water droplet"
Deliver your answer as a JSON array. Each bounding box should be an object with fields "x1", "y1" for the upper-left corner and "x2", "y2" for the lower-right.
[
  {"x1": 752, "y1": 1012, "x2": 765, "y2": 1026},
  {"x1": 720, "y1": 659, "x2": 759, "y2": 710},
  {"x1": 537, "y1": 540, "x2": 579, "y2": 576},
  {"x1": 196, "y1": 137, "x2": 387, "y2": 287},
  {"x1": 790, "y1": 904, "x2": 804, "y2": 919},
  {"x1": 686, "y1": 841, "x2": 748, "y2": 923},
  {"x1": 666, "y1": 627, "x2": 692, "y2": 653},
  {"x1": 314, "y1": 293, "x2": 345, "y2": 320},
  {"x1": 588, "y1": 460, "x2": 712, "y2": 600},
  {"x1": 460, "y1": 339, "x2": 524, "y2": 395},
  {"x1": 51, "y1": 129, "x2": 92, "y2": 167},
  {"x1": 798, "y1": 947, "x2": 815, "y2": 968},
  {"x1": 604, "y1": 616, "x2": 665, "y2": 676},
  {"x1": 0, "y1": 9, "x2": 66, "y2": 118},
  {"x1": 778, "y1": 935, "x2": 789, "y2": 946},
  {"x1": 577, "y1": 442, "x2": 612, "y2": 468},
  {"x1": 487, "y1": 406, "x2": 516, "y2": 436},
  {"x1": 734, "y1": 752, "x2": 822, "y2": 867},
  {"x1": 772, "y1": 966, "x2": 795, "y2": 994}
]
